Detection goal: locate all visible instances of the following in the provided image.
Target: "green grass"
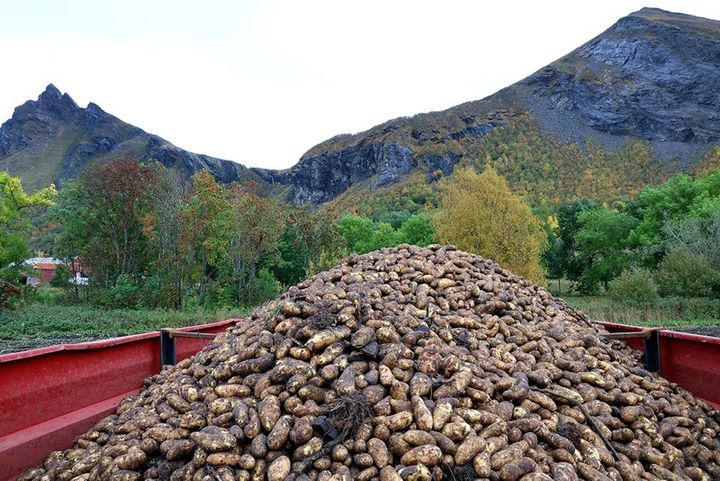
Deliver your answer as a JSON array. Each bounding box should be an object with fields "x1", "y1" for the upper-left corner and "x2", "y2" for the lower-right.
[
  {"x1": 561, "y1": 295, "x2": 720, "y2": 328},
  {"x1": 0, "y1": 126, "x2": 84, "y2": 192},
  {"x1": 0, "y1": 304, "x2": 251, "y2": 340}
]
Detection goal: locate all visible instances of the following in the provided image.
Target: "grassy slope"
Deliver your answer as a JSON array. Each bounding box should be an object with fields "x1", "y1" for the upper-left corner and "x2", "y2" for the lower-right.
[{"x1": 0, "y1": 125, "x2": 84, "y2": 192}]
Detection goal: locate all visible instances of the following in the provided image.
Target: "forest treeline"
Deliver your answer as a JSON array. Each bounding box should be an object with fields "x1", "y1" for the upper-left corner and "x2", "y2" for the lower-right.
[{"x1": 1, "y1": 158, "x2": 720, "y2": 309}]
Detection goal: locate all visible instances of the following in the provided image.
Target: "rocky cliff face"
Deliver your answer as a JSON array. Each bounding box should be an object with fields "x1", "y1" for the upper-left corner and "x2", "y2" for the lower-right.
[
  {"x1": 253, "y1": 110, "x2": 510, "y2": 204},
  {"x1": 2, "y1": 8, "x2": 720, "y2": 202},
  {"x1": 520, "y1": 8, "x2": 720, "y2": 157}
]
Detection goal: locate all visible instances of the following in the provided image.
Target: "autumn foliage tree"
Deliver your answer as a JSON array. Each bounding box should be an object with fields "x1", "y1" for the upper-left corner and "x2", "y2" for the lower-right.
[
  {"x1": 54, "y1": 160, "x2": 158, "y2": 290},
  {"x1": 227, "y1": 183, "x2": 283, "y2": 305},
  {"x1": 434, "y1": 166, "x2": 547, "y2": 283}
]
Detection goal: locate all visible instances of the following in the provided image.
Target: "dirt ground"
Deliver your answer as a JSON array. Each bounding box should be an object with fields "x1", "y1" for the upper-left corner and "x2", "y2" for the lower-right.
[
  {"x1": 0, "y1": 333, "x2": 124, "y2": 355},
  {"x1": 670, "y1": 325, "x2": 720, "y2": 338}
]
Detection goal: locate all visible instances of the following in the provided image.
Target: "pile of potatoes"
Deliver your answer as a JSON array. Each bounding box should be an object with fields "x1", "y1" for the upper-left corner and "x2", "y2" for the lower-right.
[{"x1": 22, "y1": 245, "x2": 720, "y2": 481}]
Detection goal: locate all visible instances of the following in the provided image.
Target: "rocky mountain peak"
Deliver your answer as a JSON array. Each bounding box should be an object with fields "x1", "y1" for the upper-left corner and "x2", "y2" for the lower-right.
[
  {"x1": 35, "y1": 83, "x2": 82, "y2": 116},
  {"x1": 38, "y1": 83, "x2": 62, "y2": 101}
]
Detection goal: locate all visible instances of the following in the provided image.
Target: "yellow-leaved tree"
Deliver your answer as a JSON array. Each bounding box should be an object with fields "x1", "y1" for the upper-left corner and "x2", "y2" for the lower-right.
[{"x1": 434, "y1": 166, "x2": 547, "y2": 283}]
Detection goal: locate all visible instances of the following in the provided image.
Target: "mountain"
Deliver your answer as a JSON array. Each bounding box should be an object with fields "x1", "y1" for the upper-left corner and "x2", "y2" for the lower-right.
[
  {"x1": 2, "y1": 8, "x2": 720, "y2": 203},
  {"x1": 259, "y1": 7, "x2": 720, "y2": 205},
  {"x1": 0, "y1": 84, "x2": 263, "y2": 192}
]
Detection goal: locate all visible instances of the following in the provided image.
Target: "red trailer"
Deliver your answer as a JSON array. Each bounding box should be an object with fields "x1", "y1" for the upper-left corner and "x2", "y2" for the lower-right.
[
  {"x1": 0, "y1": 319, "x2": 238, "y2": 480},
  {"x1": 0, "y1": 319, "x2": 719, "y2": 480}
]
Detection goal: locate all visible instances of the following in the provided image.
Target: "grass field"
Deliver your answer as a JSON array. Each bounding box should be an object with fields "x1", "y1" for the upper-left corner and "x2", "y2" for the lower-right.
[
  {"x1": 0, "y1": 304, "x2": 251, "y2": 354},
  {"x1": 549, "y1": 278, "x2": 720, "y2": 327},
  {"x1": 561, "y1": 295, "x2": 720, "y2": 328}
]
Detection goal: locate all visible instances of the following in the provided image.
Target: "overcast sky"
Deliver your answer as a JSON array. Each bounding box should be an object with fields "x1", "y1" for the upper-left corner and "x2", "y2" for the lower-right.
[{"x1": 2, "y1": 1, "x2": 720, "y2": 170}]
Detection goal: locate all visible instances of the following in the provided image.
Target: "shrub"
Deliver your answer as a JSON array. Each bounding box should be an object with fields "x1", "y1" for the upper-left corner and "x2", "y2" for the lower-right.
[
  {"x1": 97, "y1": 275, "x2": 142, "y2": 309},
  {"x1": 252, "y1": 268, "x2": 281, "y2": 304},
  {"x1": 50, "y1": 264, "x2": 72, "y2": 288},
  {"x1": 607, "y1": 267, "x2": 658, "y2": 301},
  {"x1": 34, "y1": 287, "x2": 67, "y2": 305},
  {"x1": 656, "y1": 249, "x2": 719, "y2": 297}
]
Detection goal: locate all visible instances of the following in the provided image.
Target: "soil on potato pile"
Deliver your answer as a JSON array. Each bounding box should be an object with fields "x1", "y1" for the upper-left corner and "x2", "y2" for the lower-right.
[{"x1": 17, "y1": 245, "x2": 720, "y2": 481}]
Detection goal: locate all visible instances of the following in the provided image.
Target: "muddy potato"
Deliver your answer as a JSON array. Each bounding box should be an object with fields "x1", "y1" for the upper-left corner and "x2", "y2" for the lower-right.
[
  {"x1": 267, "y1": 416, "x2": 293, "y2": 450},
  {"x1": 403, "y1": 430, "x2": 435, "y2": 446},
  {"x1": 189, "y1": 427, "x2": 237, "y2": 453},
  {"x1": 367, "y1": 438, "x2": 391, "y2": 468},
  {"x1": 455, "y1": 435, "x2": 486, "y2": 464},
  {"x1": 159, "y1": 440, "x2": 196, "y2": 461},
  {"x1": 267, "y1": 455, "x2": 291, "y2": 481},
  {"x1": 400, "y1": 445, "x2": 442, "y2": 466}
]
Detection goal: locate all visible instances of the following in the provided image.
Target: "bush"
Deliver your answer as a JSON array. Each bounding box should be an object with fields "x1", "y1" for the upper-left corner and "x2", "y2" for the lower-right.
[
  {"x1": 97, "y1": 275, "x2": 142, "y2": 309},
  {"x1": 252, "y1": 268, "x2": 280, "y2": 304},
  {"x1": 50, "y1": 264, "x2": 72, "y2": 288},
  {"x1": 34, "y1": 287, "x2": 67, "y2": 305},
  {"x1": 656, "y1": 249, "x2": 719, "y2": 297},
  {"x1": 607, "y1": 267, "x2": 658, "y2": 301}
]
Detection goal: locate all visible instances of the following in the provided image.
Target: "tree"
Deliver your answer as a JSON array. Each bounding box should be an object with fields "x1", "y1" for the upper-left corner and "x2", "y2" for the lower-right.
[
  {"x1": 541, "y1": 222, "x2": 565, "y2": 284},
  {"x1": 227, "y1": 183, "x2": 283, "y2": 305},
  {"x1": 179, "y1": 171, "x2": 232, "y2": 302},
  {"x1": 53, "y1": 160, "x2": 158, "y2": 290},
  {"x1": 574, "y1": 208, "x2": 638, "y2": 292},
  {"x1": 274, "y1": 208, "x2": 344, "y2": 286},
  {"x1": 555, "y1": 200, "x2": 596, "y2": 280},
  {"x1": 337, "y1": 215, "x2": 375, "y2": 254},
  {"x1": 397, "y1": 213, "x2": 436, "y2": 247},
  {"x1": 0, "y1": 172, "x2": 56, "y2": 307},
  {"x1": 434, "y1": 166, "x2": 547, "y2": 283},
  {"x1": 140, "y1": 167, "x2": 188, "y2": 307},
  {"x1": 655, "y1": 248, "x2": 719, "y2": 297},
  {"x1": 0, "y1": 172, "x2": 56, "y2": 267}
]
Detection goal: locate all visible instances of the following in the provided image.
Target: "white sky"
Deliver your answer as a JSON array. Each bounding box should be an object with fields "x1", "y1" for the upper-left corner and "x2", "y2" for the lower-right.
[{"x1": 2, "y1": 1, "x2": 720, "y2": 170}]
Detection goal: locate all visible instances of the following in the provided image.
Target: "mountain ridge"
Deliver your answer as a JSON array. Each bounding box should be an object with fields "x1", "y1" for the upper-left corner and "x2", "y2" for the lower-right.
[{"x1": 2, "y1": 7, "x2": 720, "y2": 202}]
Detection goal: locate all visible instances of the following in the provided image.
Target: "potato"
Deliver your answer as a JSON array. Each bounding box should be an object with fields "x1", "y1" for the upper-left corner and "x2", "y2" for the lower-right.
[
  {"x1": 367, "y1": 438, "x2": 391, "y2": 468},
  {"x1": 268, "y1": 455, "x2": 291, "y2": 481},
  {"x1": 206, "y1": 452, "x2": 241, "y2": 466},
  {"x1": 455, "y1": 435, "x2": 486, "y2": 465},
  {"x1": 267, "y1": 415, "x2": 293, "y2": 450},
  {"x1": 499, "y1": 457, "x2": 537, "y2": 481},
  {"x1": 159, "y1": 440, "x2": 195, "y2": 461},
  {"x1": 400, "y1": 445, "x2": 442, "y2": 466},
  {"x1": 411, "y1": 396, "x2": 433, "y2": 431}
]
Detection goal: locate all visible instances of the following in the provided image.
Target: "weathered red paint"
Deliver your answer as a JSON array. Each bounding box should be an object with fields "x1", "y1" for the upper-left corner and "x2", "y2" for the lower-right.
[{"x1": 0, "y1": 319, "x2": 237, "y2": 481}]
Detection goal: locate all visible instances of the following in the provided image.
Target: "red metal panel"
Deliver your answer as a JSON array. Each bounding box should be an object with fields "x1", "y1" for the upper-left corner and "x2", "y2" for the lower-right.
[
  {"x1": 0, "y1": 319, "x2": 238, "y2": 481},
  {"x1": 0, "y1": 391, "x2": 137, "y2": 480},
  {"x1": 595, "y1": 321, "x2": 646, "y2": 351},
  {"x1": 0, "y1": 332, "x2": 159, "y2": 438},
  {"x1": 658, "y1": 330, "x2": 720, "y2": 409}
]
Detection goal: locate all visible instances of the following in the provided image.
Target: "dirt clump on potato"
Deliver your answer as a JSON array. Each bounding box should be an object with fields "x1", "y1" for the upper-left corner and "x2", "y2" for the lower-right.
[{"x1": 21, "y1": 245, "x2": 720, "y2": 481}]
